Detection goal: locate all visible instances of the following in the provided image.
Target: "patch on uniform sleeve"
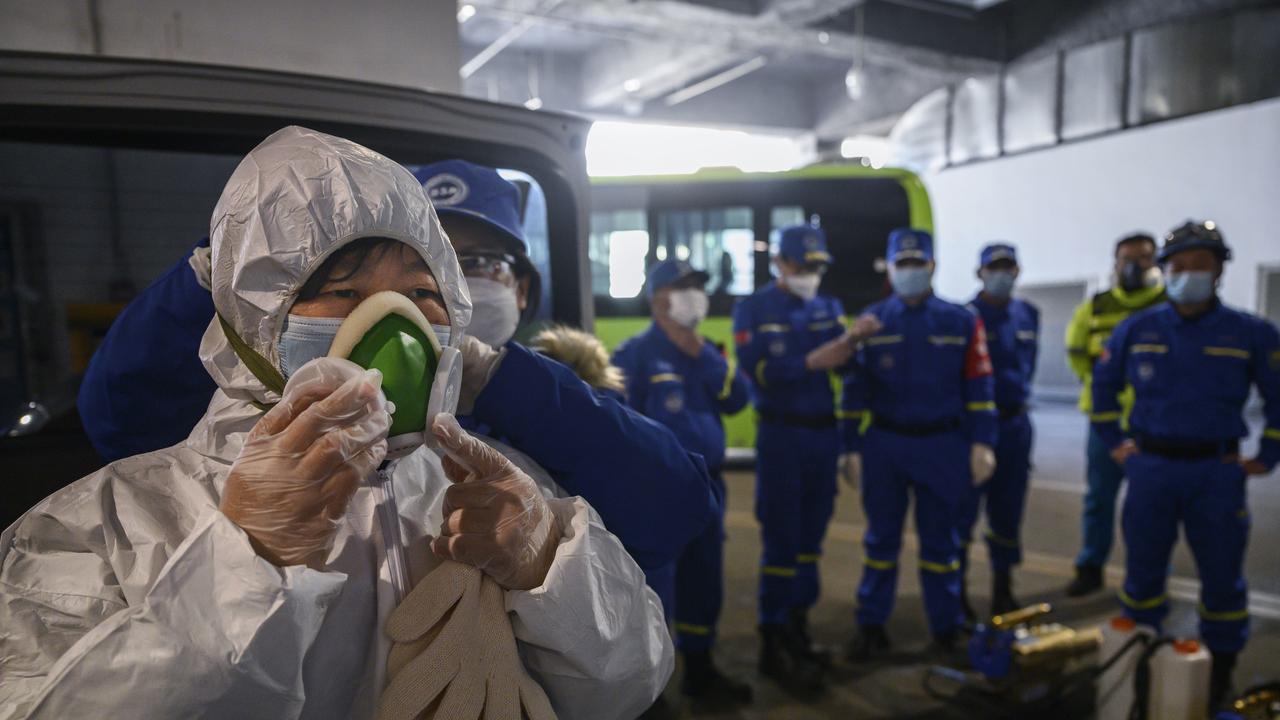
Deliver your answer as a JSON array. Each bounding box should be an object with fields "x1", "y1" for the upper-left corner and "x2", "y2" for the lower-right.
[
  {"x1": 734, "y1": 329, "x2": 752, "y2": 346},
  {"x1": 1099, "y1": 346, "x2": 1111, "y2": 364},
  {"x1": 965, "y1": 318, "x2": 994, "y2": 379}
]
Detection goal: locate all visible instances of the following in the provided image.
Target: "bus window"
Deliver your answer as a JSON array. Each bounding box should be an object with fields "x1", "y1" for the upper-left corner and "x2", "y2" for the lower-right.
[
  {"x1": 656, "y1": 207, "x2": 753, "y2": 298},
  {"x1": 589, "y1": 210, "x2": 649, "y2": 299}
]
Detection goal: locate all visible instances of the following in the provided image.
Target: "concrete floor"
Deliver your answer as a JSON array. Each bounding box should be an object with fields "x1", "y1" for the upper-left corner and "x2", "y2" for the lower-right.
[{"x1": 648, "y1": 401, "x2": 1280, "y2": 719}]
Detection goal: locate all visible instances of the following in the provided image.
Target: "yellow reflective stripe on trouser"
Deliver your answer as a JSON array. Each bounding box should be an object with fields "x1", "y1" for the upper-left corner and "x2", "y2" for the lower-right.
[
  {"x1": 967, "y1": 401, "x2": 996, "y2": 412},
  {"x1": 1197, "y1": 603, "x2": 1248, "y2": 622},
  {"x1": 796, "y1": 554, "x2": 820, "y2": 563},
  {"x1": 1090, "y1": 411, "x2": 1122, "y2": 422},
  {"x1": 1119, "y1": 589, "x2": 1167, "y2": 610},
  {"x1": 919, "y1": 558, "x2": 961, "y2": 574},
  {"x1": 864, "y1": 558, "x2": 895, "y2": 570},
  {"x1": 755, "y1": 359, "x2": 768, "y2": 388},
  {"x1": 1264, "y1": 428, "x2": 1280, "y2": 441},
  {"x1": 836, "y1": 410, "x2": 867, "y2": 421},
  {"x1": 675, "y1": 622, "x2": 712, "y2": 636},
  {"x1": 984, "y1": 530, "x2": 1019, "y2": 548},
  {"x1": 762, "y1": 565, "x2": 797, "y2": 577},
  {"x1": 718, "y1": 357, "x2": 737, "y2": 400}
]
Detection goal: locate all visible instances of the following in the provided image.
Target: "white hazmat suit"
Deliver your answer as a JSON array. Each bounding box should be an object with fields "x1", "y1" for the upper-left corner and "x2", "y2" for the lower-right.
[{"x1": 0, "y1": 126, "x2": 672, "y2": 720}]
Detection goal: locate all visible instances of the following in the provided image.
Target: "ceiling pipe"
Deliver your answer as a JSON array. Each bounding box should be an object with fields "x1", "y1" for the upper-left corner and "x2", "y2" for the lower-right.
[{"x1": 664, "y1": 55, "x2": 769, "y2": 106}]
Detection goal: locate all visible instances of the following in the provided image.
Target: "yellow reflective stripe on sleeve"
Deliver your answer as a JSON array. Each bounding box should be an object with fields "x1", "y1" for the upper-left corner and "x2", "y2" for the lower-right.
[
  {"x1": 865, "y1": 334, "x2": 903, "y2": 346},
  {"x1": 1016, "y1": 330, "x2": 1037, "y2": 341},
  {"x1": 758, "y1": 323, "x2": 790, "y2": 333},
  {"x1": 1131, "y1": 344, "x2": 1168, "y2": 354},
  {"x1": 755, "y1": 359, "x2": 768, "y2": 388},
  {"x1": 762, "y1": 566, "x2": 797, "y2": 577},
  {"x1": 967, "y1": 401, "x2": 997, "y2": 412},
  {"x1": 718, "y1": 356, "x2": 738, "y2": 400},
  {"x1": 649, "y1": 373, "x2": 683, "y2": 383},
  {"x1": 1203, "y1": 346, "x2": 1250, "y2": 360},
  {"x1": 1197, "y1": 604, "x2": 1248, "y2": 622},
  {"x1": 1264, "y1": 428, "x2": 1280, "y2": 441},
  {"x1": 919, "y1": 558, "x2": 962, "y2": 574},
  {"x1": 864, "y1": 558, "x2": 896, "y2": 570},
  {"x1": 675, "y1": 622, "x2": 712, "y2": 636},
  {"x1": 796, "y1": 553, "x2": 821, "y2": 563},
  {"x1": 928, "y1": 335, "x2": 966, "y2": 346},
  {"x1": 1118, "y1": 589, "x2": 1167, "y2": 610},
  {"x1": 984, "y1": 530, "x2": 1019, "y2": 548},
  {"x1": 837, "y1": 410, "x2": 868, "y2": 420},
  {"x1": 1090, "y1": 411, "x2": 1123, "y2": 422}
]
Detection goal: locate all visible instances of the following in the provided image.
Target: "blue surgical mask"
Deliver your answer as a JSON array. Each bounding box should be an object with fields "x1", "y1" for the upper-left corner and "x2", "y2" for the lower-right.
[
  {"x1": 278, "y1": 313, "x2": 451, "y2": 377},
  {"x1": 889, "y1": 265, "x2": 932, "y2": 298},
  {"x1": 982, "y1": 270, "x2": 1016, "y2": 298},
  {"x1": 1165, "y1": 271, "x2": 1216, "y2": 305}
]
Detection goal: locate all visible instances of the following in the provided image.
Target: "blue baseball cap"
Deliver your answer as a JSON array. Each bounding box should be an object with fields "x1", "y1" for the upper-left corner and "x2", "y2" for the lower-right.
[
  {"x1": 979, "y1": 243, "x2": 1018, "y2": 268},
  {"x1": 646, "y1": 259, "x2": 709, "y2": 299},
  {"x1": 887, "y1": 228, "x2": 934, "y2": 263},
  {"x1": 777, "y1": 224, "x2": 832, "y2": 265},
  {"x1": 412, "y1": 160, "x2": 527, "y2": 255}
]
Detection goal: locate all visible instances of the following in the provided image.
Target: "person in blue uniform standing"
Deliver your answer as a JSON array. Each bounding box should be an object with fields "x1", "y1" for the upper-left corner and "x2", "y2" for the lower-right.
[
  {"x1": 732, "y1": 224, "x2": 880, "y2": 690},
  {"x1": 1092, "y1": 220, "x2": 1280, "y2": 710},
  {"x1": 74, "y1": 160, "x2": 718, "y2": 609},
  {"x1": 613, "y1": 259, "x2": 753, "y2": 707},
  {"x1": 957, "y1": 243, "x2": 1039, "y2": 619},
  {"x1": 840, "y1": 227, "x2": 998, "y2": 660}
]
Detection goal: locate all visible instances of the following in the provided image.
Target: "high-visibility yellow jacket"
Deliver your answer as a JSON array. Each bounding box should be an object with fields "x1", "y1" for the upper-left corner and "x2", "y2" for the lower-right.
[{"x1": 1065, "y1": 284, "x2": 1167, "y2": 415}]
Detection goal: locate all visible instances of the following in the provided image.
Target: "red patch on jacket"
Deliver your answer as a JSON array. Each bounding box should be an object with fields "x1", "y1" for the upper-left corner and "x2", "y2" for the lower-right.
[
  {"x1": 734, "y1": 330, "x2": 752, "y2": 346},
  {"x1": 965, "y1": 318, "x2": 994, "y2": 379}
]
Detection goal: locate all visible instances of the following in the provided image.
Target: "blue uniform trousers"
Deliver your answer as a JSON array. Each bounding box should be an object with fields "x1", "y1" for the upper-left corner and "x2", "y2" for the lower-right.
[
  {"x1": 676, "y1": 469, "x2": 727, "y2": 651},
  {"x1": 959, "y1": 413, "x2": 1033, "y2": 571},
  {"x1": 856, "y1": 427, "x2": 968, "y2": 635},
  {"x1": 1120, "y1": 453, "x2": 1250, "y2": 653},
  {"x1": 1076, "y1": 424, "x2": 1127, "y2": 568},
  {"x1": 756, "y1": 422, "x2": 839, "y2": 626}
]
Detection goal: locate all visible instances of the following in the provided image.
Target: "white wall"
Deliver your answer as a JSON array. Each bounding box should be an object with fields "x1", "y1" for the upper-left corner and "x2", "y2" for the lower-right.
[
  {"x1": 926, "y1": 97, "x2": 1280, "y2": 313},
  {"x1": 0, "y1": 0, "x2": 460, "y2": 94}
]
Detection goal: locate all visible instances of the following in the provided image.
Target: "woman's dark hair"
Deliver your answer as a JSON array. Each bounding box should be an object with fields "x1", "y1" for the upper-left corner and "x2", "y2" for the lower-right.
[{"x1": 296, "y1": 237, "x2": 407, "y2": 301}]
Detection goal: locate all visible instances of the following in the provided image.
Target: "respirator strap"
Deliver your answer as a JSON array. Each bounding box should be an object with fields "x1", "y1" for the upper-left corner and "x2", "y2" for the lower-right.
[{"x1": 217, "y1": 313, "x2": 286, "y2": 411}]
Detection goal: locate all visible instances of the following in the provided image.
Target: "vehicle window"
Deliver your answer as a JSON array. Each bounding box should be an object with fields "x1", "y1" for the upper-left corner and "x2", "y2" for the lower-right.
[
  {"x1": 496, "y1": 169, "x2": 552, "y2": 322},
  {"x1": 656, "y1": 207, "x2": 754, "y2": 297},
  {"x1": 589, "y1": 209, "x2": 649, "y2": 299}
]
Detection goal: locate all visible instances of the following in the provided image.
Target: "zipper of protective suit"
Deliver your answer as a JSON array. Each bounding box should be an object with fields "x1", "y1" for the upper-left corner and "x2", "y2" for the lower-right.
[{"x1": 373, "y1": 460, "x2": 411, "y2": 604}]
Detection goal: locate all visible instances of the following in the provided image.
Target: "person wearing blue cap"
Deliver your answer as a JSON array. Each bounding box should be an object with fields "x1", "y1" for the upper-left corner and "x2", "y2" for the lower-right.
[
  {"x1": 956, "y1": 243, "x2": 1040, "y2": 620},
  {"x1": 732, "y1": 223, "x2": 881, "y2": 691},
  {"x1": 612, "y1": 259, "x2": 753, "y2": 707},
  {"x1": 1092, "y1": 220, "x2": 1280, "y2": 711},
  {"x1": 73, "y1": 159, "x2": 720, "y2": 628},
  {"x1": 840, "y1": 227, "x2": 997, "y2": 661}
]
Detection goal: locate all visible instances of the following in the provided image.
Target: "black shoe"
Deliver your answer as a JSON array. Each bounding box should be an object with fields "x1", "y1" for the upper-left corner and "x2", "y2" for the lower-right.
[
  {"x1": 929, "y1": 630, "x2": 970, "y2": 668},
  {"x1": 846, "y1": 624, "x2": 892, "y2": 663},
  {"x1": 1065, "y1": 565, "x2": 1104, "y2": 597},
  {"x1": 759, "y1": 624, "x2": 826, "y2": 692},
  {"x1": 990, "y1": 569, "x2": 1020, "y2": 617},
  {"x1": 788, "y1": 608, "x2": 832, "y2": 667},
  {"x1": 681, "y1": 650, "x2": 753, "y2": 707},
  {"x1": 1209, "y1": 651, "x2": 1237, "y2": 712}
]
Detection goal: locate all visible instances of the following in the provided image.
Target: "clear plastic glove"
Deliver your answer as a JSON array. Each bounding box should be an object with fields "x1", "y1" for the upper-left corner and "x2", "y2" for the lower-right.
[
  {"x1": 838, "y1": 451, "x2": 862, "y2": 489},
  {"x1": 220, "y1": 358, "x2": 391, "y2": 569},
  {"x1": 849, "y1": 313, "x2": 883, "y2": 342},
  {"x1": 456, "y1": 334, "x2": 506, "y2": 415},
  {"x1": 971, "y1": 443, "x2": 996, "y2": 486},
  {"x1": 430, "y1": 413, "x2": 563, "y2": 590}
]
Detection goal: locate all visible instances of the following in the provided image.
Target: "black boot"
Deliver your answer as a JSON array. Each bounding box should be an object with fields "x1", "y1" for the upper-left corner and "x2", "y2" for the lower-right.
[
  {"x1": 846, "y1": 624, "x2": 892, "y2": 663},
  {"x1": 759, "y1": 624, "x2": 825, "y2": 692},
  {"x1": 929, "y1": 630, "x2": 970, "y2": 667},
  {"x1": 990, "y1": 569, "x2": 1020, "y2": 617},
  {"x1": 788, "y1": 608, "x2": 832, "y2": 667},
  {"x1": 681, "y1": 649, "x2": 753, "y2": 707},
  {"x1": 1209, "y1": 651, "x2": 1237, "y2": 712},
  {"x1": 1065, "y1": 564, "x2": 1104, "y2": 597}
]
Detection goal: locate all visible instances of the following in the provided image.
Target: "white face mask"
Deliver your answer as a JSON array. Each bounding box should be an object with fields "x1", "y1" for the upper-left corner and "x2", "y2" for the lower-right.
[
  {"x1": 278, "y1": 313, "x2": 450, "y2": 377},
  {"x1": 785, "y1": 272, "x2": 821, "y2": 301},
  {"x1": 465, "y1": 277, "x2": 521, "y2": 347},
  {"x1": 666, "y1": 288, "x2": 709, "y2": 328}
]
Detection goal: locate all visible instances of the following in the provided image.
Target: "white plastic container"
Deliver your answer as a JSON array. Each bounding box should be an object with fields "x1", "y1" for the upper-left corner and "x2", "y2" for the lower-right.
[
  {"x1": 1097, "y1": 616, "x2": 1154, "y2": 720},
  {"x1": 1148, "y1": 639, "x2": 1211, "y2": 720}
]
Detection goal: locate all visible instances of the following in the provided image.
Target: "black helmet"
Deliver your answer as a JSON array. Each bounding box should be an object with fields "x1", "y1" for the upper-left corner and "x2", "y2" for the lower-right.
[{"x1": 1157, "y1": 220, "x2": 1231, "y2": 263}]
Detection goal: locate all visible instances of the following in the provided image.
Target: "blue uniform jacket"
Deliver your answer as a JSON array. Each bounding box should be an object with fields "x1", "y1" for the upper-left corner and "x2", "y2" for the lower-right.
[
  {"x1": 78, "y1": 240, "x2": 217, "y2": 462},
  {"x1": 840, "y1": 293, "x2": 998, "y2": 452},
  {"x1": 79, "y1": 252, "x2": 719, "y2": 575},
  {"x1": 612, "y1": 324, "x2": 750, "y2": 469},
  {"x1": 731, "y1": 282, "x2": 846, "y2": 417},
  {"x1": 967, "y1": 294, "x2": 1040, "y2": 410},
  {"x1": 1091, "y1": 301, "x2": 1280, "y2": 469}
]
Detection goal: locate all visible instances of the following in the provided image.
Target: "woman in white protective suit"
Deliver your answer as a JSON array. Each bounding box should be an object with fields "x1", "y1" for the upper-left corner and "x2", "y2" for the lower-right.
[{"x1": 0, "y1": 126, "x2": 672, "y2": 719}]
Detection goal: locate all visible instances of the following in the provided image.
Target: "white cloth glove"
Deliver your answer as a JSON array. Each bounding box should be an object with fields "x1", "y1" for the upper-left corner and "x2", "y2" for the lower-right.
[
  {"x1": 430, "y1": 413, "x2": 563, "y2": 590},
  {"x1": 220, "y1": 357, "x2": 391, "y2": 568},
  {"x1": 838, "y1": 451, "x2": 862, "y2": 489},
  {"x1": 457, "y1": 334, "x2": 507, "y2": 415},
  {"x1": 971, "y1": 443, "x2": 996, "y2": 486}
]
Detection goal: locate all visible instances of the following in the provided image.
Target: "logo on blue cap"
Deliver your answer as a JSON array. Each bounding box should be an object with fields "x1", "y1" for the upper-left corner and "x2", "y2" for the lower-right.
[
  {"x1": 423, "y1": 173, "x2": 469, "y2": 207},
  {"x1": 901, "y1": 235, "x2": 918, "y2": 250}
]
